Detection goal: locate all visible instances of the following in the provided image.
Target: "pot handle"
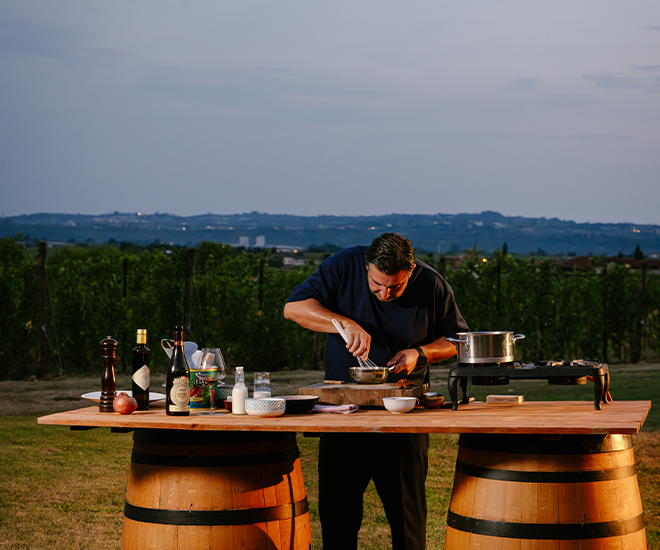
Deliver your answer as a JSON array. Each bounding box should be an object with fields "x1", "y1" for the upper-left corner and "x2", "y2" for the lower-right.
[
  {"x1": 512, "y1": 334, "x2": 525, "y2": 343},
  {"x1": 445, "y1": 337, "x2": 470, "y2": 352}
]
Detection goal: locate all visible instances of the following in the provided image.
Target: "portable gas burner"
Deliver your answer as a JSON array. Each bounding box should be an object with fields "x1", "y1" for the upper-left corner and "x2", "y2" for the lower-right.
[{"x1": 447, "y1": 360, "x2": 611, "y2": 411}]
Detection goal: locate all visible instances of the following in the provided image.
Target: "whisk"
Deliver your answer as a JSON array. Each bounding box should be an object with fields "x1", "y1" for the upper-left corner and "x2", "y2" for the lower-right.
[{"x1": 331, "y1": 319, "x2": 380, "y2": 369}]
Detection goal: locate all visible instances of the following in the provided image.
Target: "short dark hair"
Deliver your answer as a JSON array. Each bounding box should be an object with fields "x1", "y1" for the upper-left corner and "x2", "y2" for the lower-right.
[{"x1": 365, "y1": 233, "x2": 415, "y2": 275}]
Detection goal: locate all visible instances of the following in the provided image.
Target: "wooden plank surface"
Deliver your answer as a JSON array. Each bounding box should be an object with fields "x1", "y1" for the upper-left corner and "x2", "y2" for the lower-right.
[
  {"x1": 37, "y1": 400, "x2": 651, "y2": 435},
  {"x1": 299, "y1": 382, "x2": 429, "y2": 406}
]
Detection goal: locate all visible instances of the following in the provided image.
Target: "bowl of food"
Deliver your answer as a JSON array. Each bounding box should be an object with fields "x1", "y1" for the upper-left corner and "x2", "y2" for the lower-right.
[
  {"x1": 245, "y1": 397, "x2": 286, "y2": 417},
  {"x1": 349, "y1": 366, "x2": 389, "y2": 384},
  {"x1": 281, "y1": 395, "x2": 319, "y2": 414},
  {"x1": 382, "y1": 396, "x2": 417, "y2": 414}
]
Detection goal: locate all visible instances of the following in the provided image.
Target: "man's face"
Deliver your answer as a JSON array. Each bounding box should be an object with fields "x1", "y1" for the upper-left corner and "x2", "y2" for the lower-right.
[{"x1": 366, "y1": 264, "x2": 411, "y2": 302}]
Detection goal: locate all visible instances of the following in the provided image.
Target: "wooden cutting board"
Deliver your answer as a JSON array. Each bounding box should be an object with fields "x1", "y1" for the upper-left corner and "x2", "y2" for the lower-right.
[{"x1": 299, "y1": 382, "x2": 430, "y2": 407}]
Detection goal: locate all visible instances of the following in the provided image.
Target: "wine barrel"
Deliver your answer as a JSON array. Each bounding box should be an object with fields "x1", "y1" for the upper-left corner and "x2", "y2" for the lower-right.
[
  {"x1": 446, "y1": 434, "x2": 647, "y2": 549},
  {"x1": 122, "y1": 429, "x2": 312, "y2": 550}
]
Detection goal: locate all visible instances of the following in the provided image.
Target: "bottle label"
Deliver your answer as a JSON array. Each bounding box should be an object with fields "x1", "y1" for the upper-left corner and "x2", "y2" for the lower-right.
[
  {"x1": 169, "y1": 376, "x2": 190, "y2": 411},
  {"x1": 132, "y1": 365, "x2": 150, "y2": 391}
]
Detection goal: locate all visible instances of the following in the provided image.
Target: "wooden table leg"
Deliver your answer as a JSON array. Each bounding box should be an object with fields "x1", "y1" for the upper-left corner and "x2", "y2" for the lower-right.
[
  {"x1": 122, "y1": 429, "x2": 312, "y2": 550},
  {"x1": 445, "y1": 433, "x2": 647, "y2": 549}
]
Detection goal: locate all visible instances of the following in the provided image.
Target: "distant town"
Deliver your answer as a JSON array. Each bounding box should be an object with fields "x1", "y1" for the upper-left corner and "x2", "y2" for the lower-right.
[{"x1": 2, "y1": 211, "x2": 659, "y2": 259}]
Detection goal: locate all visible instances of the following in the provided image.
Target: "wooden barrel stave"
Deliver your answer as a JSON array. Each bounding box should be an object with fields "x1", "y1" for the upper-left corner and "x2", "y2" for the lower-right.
[
  {"x1": 122, "y1": 430, "x2": 312, "y2": 550},
  {"x1": 446, "y1": 434, "x2": 646, "y2": 550}
]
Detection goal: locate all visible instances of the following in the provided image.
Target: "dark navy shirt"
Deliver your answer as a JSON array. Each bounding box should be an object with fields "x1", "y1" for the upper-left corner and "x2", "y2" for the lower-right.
[{"x1": 286, "y1": 246, "x2": 468, "y2": 383}]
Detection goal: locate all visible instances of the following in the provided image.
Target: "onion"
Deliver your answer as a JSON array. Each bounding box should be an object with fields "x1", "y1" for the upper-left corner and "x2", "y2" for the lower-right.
[{"x1": 113, "y1": 392, "x2": 138, "y2": 415}]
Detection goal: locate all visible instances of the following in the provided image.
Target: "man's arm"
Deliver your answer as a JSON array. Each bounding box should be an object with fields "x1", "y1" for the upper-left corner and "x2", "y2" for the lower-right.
[
  {"x1": 386, "y1": 337, "x2": 457, "y2": 375},
  {"x1": 283, "y1": 298, "x2": 372, "y2": 359}
]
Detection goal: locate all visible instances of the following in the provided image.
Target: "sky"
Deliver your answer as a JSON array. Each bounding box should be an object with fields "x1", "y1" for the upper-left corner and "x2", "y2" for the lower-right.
[{"x1": 1, "y1": 1, "x2": 659, "y2": 225}]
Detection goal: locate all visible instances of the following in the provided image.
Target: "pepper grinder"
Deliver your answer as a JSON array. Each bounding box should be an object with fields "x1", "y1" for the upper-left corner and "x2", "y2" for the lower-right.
[{"x1": 99, "y1": 336, "x2": 118, "y2": 412}]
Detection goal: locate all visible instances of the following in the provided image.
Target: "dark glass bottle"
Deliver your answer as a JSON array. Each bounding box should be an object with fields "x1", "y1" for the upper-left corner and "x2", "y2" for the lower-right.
[
  {"x1": 132, "y1": 329, "x2": 150, "y2": 411},
  {"x1": 166, "y1": 325, "x2": 190, "y2": 416}
]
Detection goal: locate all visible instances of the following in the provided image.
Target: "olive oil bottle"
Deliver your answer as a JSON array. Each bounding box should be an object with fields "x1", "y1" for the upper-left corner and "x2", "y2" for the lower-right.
[{"x1": 131, "y1": 329, "x2": 150, "y2": 411}]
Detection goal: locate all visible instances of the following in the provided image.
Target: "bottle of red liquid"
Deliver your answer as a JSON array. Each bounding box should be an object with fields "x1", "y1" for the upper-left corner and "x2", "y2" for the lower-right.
[{"x1": 165, "y1": 325, "x2": 190, "y2": 416}]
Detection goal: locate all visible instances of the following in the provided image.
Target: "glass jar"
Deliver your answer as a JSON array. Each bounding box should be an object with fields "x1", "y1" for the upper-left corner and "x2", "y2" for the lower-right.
[{"x1": 253, "y1": 372, "x2": 271, "y2": 398}]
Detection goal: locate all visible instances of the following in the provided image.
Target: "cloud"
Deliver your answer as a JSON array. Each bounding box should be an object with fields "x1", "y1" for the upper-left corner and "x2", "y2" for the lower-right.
[
  {"x1": 133, "y1": 64, "x2": 387, "y2": 129},
  {"x1": 0, "y1": 9, "x2": 131, "y2": 67},
  {"x1": 584, "y1": 71, "x2": 660, "y2": 91}
]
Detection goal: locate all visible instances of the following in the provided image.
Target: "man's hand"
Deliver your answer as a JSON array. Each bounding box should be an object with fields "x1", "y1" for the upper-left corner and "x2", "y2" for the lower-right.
[
  {"x1": 283, "y1": 299, "x2": 372, "y2": 359},
  {"x1": 339, "y1": 320, "x2": 371, "y2": 360},
  {"x1": 386, "y1": 349, "x2": 419, "y2": 375},
  {"x1": 386, "y1": 338, "x2": 458, "y2": 375}
]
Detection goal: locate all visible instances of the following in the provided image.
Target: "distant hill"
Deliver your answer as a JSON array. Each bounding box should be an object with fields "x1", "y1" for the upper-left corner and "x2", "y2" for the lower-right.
[{"x1": 2, "y1": 211, "x2": 659, "y2": 257}]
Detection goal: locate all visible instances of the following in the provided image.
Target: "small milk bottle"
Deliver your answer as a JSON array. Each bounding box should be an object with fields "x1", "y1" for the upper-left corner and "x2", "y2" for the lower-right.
[{"x1": 232, "y1": 366, "x2": 248, "y2": 415}]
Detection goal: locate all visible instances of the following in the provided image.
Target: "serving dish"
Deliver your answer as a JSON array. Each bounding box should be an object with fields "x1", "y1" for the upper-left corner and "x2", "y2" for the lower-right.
[
  {"x1": 382, "y1": 396, "x2": 417, "y2": 414},
  {"x1": 281, "y1": 395, "x2": 319, "y2": 414},
  {"x1": 81, "y1": 391, "x2": 166, "y2": 403},
  {"x1": 245, "y1": 397, "x2": 286, "y2": 417}
]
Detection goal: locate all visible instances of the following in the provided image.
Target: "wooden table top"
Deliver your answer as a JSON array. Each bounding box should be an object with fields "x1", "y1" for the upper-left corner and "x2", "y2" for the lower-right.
[{"x1": 37, "y1": 400, "x2": 651, "y2": 435}]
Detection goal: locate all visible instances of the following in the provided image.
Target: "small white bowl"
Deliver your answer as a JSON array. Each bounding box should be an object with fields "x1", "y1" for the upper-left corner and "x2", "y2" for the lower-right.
[
  {"x1": 382, "y1": 396, "x2": 417, "y2": 414},
  {"x1": 245, "y1": 397, "x2": 286, "y2": 417}
]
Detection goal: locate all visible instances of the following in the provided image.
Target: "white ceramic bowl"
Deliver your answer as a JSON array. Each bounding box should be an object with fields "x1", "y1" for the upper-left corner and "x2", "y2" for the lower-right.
[
  {"x1": 245, "y1": 397, "x2": 286, "y2": 417},
  {"x1": 382, "y1": 396, "x2": 417, "y2": 414}
]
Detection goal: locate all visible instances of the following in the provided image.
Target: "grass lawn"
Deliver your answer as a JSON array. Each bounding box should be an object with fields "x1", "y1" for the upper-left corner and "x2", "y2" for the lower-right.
[{"x1": 0, "y1": 364, "x2": 658, "y2": 549}]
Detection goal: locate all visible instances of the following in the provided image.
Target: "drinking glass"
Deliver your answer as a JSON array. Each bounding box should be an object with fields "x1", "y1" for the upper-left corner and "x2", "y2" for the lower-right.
[{"x1": 195, "y1": 348, "x2": 227, "y2": 415}]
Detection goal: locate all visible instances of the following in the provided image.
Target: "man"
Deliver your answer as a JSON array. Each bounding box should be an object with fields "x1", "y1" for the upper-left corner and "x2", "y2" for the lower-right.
[{"x1": 284, "y1": 232, "x2": 468, "y2": 550}]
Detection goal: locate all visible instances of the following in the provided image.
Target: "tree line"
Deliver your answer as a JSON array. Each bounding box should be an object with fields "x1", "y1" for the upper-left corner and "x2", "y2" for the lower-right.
[{"x1": 1, "y1": 235, "x2": 658, "y2": 380}]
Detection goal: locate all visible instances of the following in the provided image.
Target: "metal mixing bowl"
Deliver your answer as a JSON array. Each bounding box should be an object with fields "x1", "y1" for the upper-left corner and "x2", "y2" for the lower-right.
[{"x1": 349, "y1": 366, "x2": 389, "y2": 384}]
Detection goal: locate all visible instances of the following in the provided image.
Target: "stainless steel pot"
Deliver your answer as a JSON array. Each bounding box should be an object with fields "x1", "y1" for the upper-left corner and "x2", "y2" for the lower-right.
[{"x1": 445, "y1": 331, "x2": 525, "y2": 364}]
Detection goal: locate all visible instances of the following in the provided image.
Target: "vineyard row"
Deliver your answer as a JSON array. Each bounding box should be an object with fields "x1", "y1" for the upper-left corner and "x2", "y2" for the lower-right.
[{"x1": 1, "y1": 237, "x2": 658, "y2": 380}]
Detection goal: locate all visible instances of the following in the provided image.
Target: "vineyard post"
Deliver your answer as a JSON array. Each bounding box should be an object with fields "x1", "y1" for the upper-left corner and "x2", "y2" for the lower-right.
[
  {"x1": 121, "y1": 257, "x2": 128, "y2": 372},
  {"x1": 601, "y1": 265, "x2": 609, "y2": 364},
  {"x1": 257, "y1": 253, "x2": 265, "y2": 311},
  {"x1": 631, "y1": 262, "x2": 648, "y2": 364},
  {"x1": 183, "y1": 247, "x2": 196, "y2": 341},
  {"x1": 438, "y1": 256, "x2": 446, "y2": 278},
  {"x1": 37, "y1": 242, "x2": 47, "y2": 378},
  {"x1": 496, "y1": 256, "x2": 501, "y2": 316}
]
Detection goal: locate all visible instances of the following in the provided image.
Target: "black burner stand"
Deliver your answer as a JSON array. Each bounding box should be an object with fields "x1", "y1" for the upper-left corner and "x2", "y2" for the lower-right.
[{"x1": 448, "y1": 363, "x2": 610, "y2": 411}]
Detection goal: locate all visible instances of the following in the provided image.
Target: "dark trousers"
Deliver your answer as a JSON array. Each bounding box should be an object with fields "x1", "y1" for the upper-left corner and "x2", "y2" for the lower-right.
[{"x1": 318, "y1": 432, "x2": 429, "y2": 550}]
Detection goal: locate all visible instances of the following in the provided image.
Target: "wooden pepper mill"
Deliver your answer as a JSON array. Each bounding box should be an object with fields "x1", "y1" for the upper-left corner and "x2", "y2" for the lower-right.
[{"x1": 99, "y1": 336, "x2": 118, "y2": 412}]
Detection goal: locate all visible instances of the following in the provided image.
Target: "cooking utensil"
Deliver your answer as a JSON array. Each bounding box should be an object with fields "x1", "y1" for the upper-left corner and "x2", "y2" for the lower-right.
[
  {"x1": 332, "y1": 318, "x2": 396, "y2": 383},
  {"x1": 331, "y1": 319, "x2": 380, "y2": 369},
  {"x1": 445, "y1": 331, "x2": 525, "y2": 364},
  {"x1": 349, "y1": 366, "x2": 389, "y2": 384}
]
